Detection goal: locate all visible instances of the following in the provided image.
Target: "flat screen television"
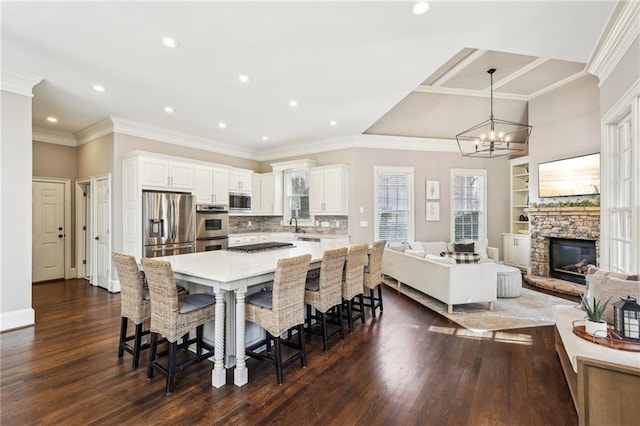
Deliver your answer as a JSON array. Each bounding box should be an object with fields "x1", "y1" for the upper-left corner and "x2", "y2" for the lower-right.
[{"x1": 538, "y1": 153, "x2": 600, "y2": 198}]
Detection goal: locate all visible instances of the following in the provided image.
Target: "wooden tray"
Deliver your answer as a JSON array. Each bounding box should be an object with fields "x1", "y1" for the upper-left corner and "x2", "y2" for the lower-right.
[{"x1": 572, "y1": 323, "x2": 640, "y2": 352}]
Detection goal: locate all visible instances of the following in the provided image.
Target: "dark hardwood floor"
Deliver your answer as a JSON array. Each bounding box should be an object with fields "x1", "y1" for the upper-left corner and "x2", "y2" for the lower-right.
[{"x1": 1, "y1": 279, "x2": 577, "y2": 425}]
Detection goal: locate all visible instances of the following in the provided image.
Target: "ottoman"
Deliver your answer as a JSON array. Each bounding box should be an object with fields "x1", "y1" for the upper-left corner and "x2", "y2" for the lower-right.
[{"x1": 496, "y1": 264, "x2": 522, "y2": 298}]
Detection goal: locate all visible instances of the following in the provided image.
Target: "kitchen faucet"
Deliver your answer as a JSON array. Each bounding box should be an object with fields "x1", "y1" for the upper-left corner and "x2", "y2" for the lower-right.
[{"x1": 289, "y1": 216, "x2": 300, "y2": 233}]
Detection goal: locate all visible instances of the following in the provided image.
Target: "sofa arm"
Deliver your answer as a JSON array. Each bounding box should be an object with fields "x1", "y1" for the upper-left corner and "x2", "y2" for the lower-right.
[{"x1": 487, "y1": 246, "x2": 499, "y2": 262}]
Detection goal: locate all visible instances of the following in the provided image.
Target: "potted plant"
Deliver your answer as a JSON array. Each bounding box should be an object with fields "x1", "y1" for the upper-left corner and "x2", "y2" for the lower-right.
[{"x1": 581, "y1": 296, "x2": 611, "y2": 337}]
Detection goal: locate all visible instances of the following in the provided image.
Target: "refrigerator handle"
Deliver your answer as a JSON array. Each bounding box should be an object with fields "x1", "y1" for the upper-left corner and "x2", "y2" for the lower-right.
[{"x1": 171, "y1": 199, "x2": 177, "y2": 240}]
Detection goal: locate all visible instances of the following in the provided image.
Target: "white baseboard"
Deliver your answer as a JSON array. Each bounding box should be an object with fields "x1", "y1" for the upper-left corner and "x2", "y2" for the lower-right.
[
  {"x1": 109, "y1": 279, "x2": 121, "y2": 293},
  {"x1": 69, "y1": 268, "x2": 77, "y2": 279},
  {"x1": 0, "y1": 308, "x2": 35, "y2": 332}
]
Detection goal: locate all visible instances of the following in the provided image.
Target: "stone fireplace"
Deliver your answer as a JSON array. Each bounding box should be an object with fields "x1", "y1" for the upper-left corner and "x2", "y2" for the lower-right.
[{"x1": 526, "y1": 206, "x2": 600, "y2": 294}]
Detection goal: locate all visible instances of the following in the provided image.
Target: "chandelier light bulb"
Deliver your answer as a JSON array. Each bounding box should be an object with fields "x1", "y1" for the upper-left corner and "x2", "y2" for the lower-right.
[{"x1": 481, "y1": 134, "x2": 486, "y2": 140}]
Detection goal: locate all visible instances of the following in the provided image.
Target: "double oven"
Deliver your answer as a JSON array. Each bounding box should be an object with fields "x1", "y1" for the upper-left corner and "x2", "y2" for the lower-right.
[{"x1": 195, "y1": 204, "x2": 229, "y2": 252}]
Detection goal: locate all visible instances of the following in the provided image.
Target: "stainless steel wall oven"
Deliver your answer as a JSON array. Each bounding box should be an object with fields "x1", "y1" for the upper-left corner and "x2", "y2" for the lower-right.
[{"x1": 195, "y1": 204, "x2": 229, "y2": 252}]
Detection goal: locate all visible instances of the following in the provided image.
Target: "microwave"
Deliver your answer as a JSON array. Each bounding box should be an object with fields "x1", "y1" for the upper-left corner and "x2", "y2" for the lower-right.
[{"x1": 229, "y1": 192, "x2": 251, "y2": 212}]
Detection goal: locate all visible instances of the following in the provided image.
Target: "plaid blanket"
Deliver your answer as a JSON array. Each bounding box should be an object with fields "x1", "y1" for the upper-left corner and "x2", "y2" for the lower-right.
[{"x1": 440, "y1": 251, "x2": 481, "y2": 264}]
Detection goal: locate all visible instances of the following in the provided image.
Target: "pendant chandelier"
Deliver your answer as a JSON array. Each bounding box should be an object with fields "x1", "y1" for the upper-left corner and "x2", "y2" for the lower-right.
[{"x1": 456, "y1": 68, "x2": 532, "y2": 158}]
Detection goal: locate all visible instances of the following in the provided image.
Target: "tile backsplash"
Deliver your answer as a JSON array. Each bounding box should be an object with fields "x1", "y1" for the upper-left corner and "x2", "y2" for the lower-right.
[{"x1": 230, "y1": 215, "x2": 348, "y2": 235}]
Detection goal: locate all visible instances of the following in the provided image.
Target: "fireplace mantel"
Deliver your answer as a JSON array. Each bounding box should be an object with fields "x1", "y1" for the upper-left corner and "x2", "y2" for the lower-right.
[{"x1": 527, "y1": 206, "x2": 600, "y2": 279}]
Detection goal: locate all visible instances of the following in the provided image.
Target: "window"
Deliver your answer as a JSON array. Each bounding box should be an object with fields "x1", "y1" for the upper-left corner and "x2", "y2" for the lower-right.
[
  {"x1": 284, "y1": 170, "x2": 311, "y2": 223},
  {"x1": 451, "y1": 169, "x2": 486, "y2": 242},
  {"x1": 374, "y1": 166, "x2": 414, "y2": 243}
]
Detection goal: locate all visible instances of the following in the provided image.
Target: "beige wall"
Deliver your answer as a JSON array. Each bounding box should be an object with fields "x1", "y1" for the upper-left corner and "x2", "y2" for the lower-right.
[
  {"x1": 77, "y1": 134, "x2": 114, "y2": 179},
  {"x1": 262, "y1": 146, "x2": 510, "y2": 250},
  {"x1": 33, "y1": 141, "x2": 78, "y2": 179},
  {"x1": 528, "y1": 74, "x2": 602, "y2": 204}
]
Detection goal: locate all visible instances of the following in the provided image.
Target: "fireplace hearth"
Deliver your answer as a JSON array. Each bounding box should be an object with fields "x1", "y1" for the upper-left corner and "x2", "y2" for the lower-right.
[{"x1": 549, "y1": 238, "x2": 596, "y2": 285}]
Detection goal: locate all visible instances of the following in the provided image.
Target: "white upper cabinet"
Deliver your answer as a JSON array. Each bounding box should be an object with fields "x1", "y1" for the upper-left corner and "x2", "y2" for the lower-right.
[
  {"x1": 194, "y1": 166, "x2": 229, "y2": 204},
  {"x1": 229, "y1": 168, "x2": 252, "y2": 192},
  {"x1": 309, "y1": 165, "x2": 348, "y2": 215},
  {"x1": 140, "y1": 156, "x2": 193, "y2": 190},
  {"x1": 251, "y1": 173, "x2": 282, "y2": 215}
]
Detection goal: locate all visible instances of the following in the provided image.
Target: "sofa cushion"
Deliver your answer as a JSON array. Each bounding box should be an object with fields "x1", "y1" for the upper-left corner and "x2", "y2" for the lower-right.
[
  {"x1": 463, "y1": 239, "x2": 490, "y2": 259},
  {"x1": 421, "y1": 241, "x2": 448, "y2": 254},
  {"x1": 426, "y1": 253, "x2": 456, "y2": 265},
  {"x1": 405, "y1": 249, "x2": 427, "y2": 258},
  {"x1": 585, "y1": 275, "x2": 640, "y2": 324},
  {"x1": 453, "y1": 243, "x2": 474, "y2": 253}
]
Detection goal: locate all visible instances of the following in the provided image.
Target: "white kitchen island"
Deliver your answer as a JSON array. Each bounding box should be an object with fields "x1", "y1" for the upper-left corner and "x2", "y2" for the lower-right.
[{"x1": 156, "y1": 241, "x2": 330, "y2": 387}]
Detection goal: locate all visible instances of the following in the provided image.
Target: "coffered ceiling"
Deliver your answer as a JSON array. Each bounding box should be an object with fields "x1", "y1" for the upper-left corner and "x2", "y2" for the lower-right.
[{"x1": 1, "y1": 1, "x2": 616, "y2": 159}]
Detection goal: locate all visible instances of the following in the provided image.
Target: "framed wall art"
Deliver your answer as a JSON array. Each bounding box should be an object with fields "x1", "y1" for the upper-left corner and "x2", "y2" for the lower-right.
[
  {"x1": 426, "y1": 180, "x2": 440, "y2": 200},
  {"x1": 426, "y1": 201, "x2": 440, "y2": 221}
]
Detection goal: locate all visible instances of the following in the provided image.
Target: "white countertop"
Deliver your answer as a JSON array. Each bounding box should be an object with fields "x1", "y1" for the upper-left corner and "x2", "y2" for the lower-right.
[
  {"x1": 157, "y1": 240, "x2": 329, "y2": 284},
  {"x1": 230, "y1": 232, "x2": 348, "y2": 239}
]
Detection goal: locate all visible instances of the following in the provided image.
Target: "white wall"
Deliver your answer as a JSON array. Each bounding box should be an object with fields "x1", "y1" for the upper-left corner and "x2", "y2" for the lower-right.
[{"x1": 1, "y1": 89, "x2": 35, "y2": 331}]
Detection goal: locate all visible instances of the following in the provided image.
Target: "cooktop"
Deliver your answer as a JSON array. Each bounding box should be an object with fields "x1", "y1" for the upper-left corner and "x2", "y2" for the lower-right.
[{"x1": 227, "y1": 242, "x2": 295, "y2": 253}]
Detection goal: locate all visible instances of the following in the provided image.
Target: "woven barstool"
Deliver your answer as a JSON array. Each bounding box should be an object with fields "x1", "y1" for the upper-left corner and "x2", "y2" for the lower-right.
[
  {"x1": 341, "y1": 244, "x2": 369, "y2": 333},
  {"x1": 304, "y1": 247, "x2": 348, "y2": 351},
  {"x1": 245, "y1": 253, "x2": 311, "y2": 385},
  {"x1": 362, "y1": 240, "x2": 386, "y2": 319},
  {"x1": 141, "y1": 258, "x2": 216, "y2": 394},
  {"x1": 112, "y1": 252, "x2": 151, "y2": 369}
]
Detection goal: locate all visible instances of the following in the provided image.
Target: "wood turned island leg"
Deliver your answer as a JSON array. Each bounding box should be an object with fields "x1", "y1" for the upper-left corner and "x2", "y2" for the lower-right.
[
  {"x1": 211, "y1": 290, "x2": 226, "y2": 388},
  {"x1": 234, "y1": 290, "x2": 248, "y2": 386},
  {"x1": 447, "y1": 305, "x2": 453, "y2": 314},
  {"x1": 488, "y1": 301, "x2": 494, "y2": 311}
]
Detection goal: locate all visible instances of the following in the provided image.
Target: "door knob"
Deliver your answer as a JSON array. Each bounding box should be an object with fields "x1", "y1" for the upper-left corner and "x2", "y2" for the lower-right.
[{"x1": 95, "y1": 236, "x2": 99, "y2": 241}]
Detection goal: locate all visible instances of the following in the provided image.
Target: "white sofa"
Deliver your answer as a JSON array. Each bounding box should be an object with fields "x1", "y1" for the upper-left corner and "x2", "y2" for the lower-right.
[{"x1": 382, "y1": 241, "x2": 498, "y2": 313}]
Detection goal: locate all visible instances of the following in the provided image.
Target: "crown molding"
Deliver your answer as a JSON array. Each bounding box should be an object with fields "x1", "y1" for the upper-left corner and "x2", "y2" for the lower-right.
[
  {"x1": 0, "y1": 69, "x2": 42, "y2": 97},
  {"x1": 414, "y1": 85, "x2": 530, "y2": 101},
  {"x1": 32, "y1": 127, "x2": 77, "y2": 146},
  {"x1": 586, "y1": 0, "x2": 640, "y2": 86},
  {"x1": 109, "y1": 116, "x2": 257, "y2": 160},
  {"x1": 256, "y1": 136, "x2": 356, "y2": 161},
  {"x1": 74, "y1": 118, "x2": 114, "y2": 145}
]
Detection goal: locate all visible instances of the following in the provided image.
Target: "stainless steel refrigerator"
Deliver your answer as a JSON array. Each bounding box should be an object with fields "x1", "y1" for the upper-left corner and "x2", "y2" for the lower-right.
[{"x1": 142, "y1": 191, "x2": 195, "y2": 258}]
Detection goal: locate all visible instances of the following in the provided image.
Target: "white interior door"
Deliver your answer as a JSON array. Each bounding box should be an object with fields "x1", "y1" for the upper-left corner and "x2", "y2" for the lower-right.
[
  {"x1": 33, "y1": 181, "x2": 65, "y2": 282},
  {"x1": 94, "y1": 175, "x2": 111, "y2": 289}
]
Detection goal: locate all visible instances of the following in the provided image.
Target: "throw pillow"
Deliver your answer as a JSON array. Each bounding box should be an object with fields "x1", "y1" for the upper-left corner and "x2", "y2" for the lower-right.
[
  {"x1": 387, "y1": 243, "x2": 406, "y2": 252},
  {"x1": 454, "y1": 243, "x2": 475, "y2": 253},
  {"x1": 463, "y1": 238, "x2": 489, "y2": 258},
  {"x1": 589, "y1": 267, "x2": 639, "y2": 281},
  {"x1": 405, "y1": 249, "x2": 427, "y2": 258},
  {"x1": 426, "y1": 253, "x2": 456, "y2": 265},
  {"x1": 407, "y1": 241, "x2": 424, "y2": 251},
  {"x1": 421, "y1": 241, "x2": 448, "y2": 254},
  {"x1": 586, "y1": 275, "x2": 640, "y2": 324}
]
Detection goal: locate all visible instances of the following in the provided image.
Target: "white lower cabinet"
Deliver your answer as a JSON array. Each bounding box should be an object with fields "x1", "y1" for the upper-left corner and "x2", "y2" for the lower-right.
[{"x1": 503, "y1": 233, "x2": 530, "y2": 270}]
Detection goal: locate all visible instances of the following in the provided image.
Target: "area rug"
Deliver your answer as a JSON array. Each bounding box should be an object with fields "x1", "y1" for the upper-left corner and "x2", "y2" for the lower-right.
[{"x1": 385, "y1": 280, "x2": 576, "y2": 332}]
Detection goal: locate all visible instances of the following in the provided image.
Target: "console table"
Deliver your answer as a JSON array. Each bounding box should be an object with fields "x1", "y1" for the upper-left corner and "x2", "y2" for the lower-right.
[{"x1": 552, "y1": 305, "x2": 640, "y2": 425}]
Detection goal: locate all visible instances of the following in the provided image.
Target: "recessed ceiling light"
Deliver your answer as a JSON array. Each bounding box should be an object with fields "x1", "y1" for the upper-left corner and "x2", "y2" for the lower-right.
[
  {"x1": 329, "y1": 120, "x2": 337, "y2": 126},
  {"x1": 238, "y1": 74, "x2": 250, "y2": 84},
  {"x1": 92, "y1": 85, "x2": 106, "y2": 92},
  {"x1": 46, "y1": 116, "x2": 58, "y2": 123},
  {"x1": 218, "y1": 122, "x2": 227, "y2": 129},
  {"x1": 160, "y1": 37, "x2": 179, "y2": 48},
  {"x1": 261, "y1": 136, "x2": 269, "y2": 141},
  {"x1": 289, "y1": 100, "x2": 298, "y2": 107},
  {"x1": 412, "y1": 1, "x2": 429, "y2": 15},
  {"x1": 164, "y1": 106, "x2": 175, "y2": 113}
]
